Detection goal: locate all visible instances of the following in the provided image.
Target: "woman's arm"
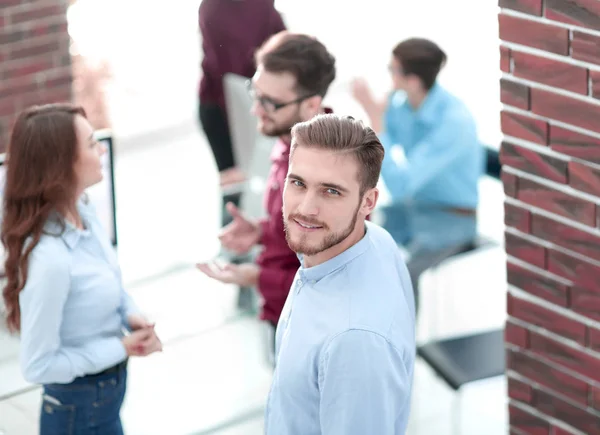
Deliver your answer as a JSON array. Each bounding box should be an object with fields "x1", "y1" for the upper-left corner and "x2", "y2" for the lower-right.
[{"x1": 19, "y1": 243, "x2": 127, "y2": 384}]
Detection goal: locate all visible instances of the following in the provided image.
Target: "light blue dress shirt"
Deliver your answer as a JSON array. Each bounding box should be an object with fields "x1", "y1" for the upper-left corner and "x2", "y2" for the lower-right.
[
  {"x1": 264, "y1": 221, "x2": 416, "y2": 435},
  {"x1": 379, "y1": 83, "x2": 483, "y2": 208},
  {"x1": 19, "y1": 199, "x2": 139, "y2": 385},
  {"x1": 376, "y1": 83, "x2": 484, "y2": 251}
]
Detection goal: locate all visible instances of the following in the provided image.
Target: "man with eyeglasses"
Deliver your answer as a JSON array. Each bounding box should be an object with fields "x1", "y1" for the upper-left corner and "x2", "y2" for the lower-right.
[{"x1": 197, "y1": 31, "x2": 336, "y2": 357}]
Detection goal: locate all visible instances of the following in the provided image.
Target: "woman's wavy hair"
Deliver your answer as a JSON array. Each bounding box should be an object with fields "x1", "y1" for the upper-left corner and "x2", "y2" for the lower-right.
[{"x1": 2, "y1": 103, "x2": 85, "y2": 332}]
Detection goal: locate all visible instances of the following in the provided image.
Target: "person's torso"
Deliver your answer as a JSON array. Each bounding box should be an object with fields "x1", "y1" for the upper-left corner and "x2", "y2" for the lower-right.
[
  {"x1": 39, "y1": 203, "x2": 126, "y2": 347},
  {"x1": 198, "y1": 0, "x2": 283, "y2": 104},
  {"x1": 264, "y1": 223, "x2": 416, "y2": 434},
  {"x1": 387, "y1": 86, "x2": 483, "y2": 207}
]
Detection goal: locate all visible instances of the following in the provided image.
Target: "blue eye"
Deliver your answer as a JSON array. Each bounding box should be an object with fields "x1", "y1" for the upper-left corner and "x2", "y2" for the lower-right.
[
  {"x1": 326, "y1": 188, "x2": 340, "y2": 196},
  {"x1": 291, "y1": 179, "x2": 304, "y2": 187}
]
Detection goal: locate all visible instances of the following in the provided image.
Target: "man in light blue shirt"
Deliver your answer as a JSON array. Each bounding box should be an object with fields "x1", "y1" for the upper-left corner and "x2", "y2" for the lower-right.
[
  {"x1": 265, "y1": 114, "x2": 415, "y2": 434},
  {"x1": 352, "y1": 38, "x2": 484, "y2": 310}
]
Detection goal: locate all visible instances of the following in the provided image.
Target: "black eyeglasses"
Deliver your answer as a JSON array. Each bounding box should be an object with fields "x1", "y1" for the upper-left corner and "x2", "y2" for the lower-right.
[{"x1": 246, "y1": 80, "x2": 315, "y2": 113}]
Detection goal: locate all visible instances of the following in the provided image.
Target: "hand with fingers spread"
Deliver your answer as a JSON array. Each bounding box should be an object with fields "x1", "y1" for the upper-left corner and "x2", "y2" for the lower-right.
[
  {"x1": 121, "y1": 325, "x2": 163, "y2": 357},
  {"x1": 196, "y1": 261, "x2": 259, "y2": 287},
  {"x1": 219, "y1": 202, "x2": 262, "y2": 254}
]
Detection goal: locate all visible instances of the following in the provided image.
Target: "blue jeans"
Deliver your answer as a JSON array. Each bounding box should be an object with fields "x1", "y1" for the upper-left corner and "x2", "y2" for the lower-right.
[
  {"x1": 377, "y1": 202, "x2": 477, "y2": 252},
  {"x1": 40, "y1": 365, "x2": 127, "y2": 435}
]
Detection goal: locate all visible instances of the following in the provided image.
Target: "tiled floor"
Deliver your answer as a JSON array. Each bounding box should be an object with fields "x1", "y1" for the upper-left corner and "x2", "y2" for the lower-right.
[{"x1": 1, "y1": 1, "x2": 506, "y2": 433}]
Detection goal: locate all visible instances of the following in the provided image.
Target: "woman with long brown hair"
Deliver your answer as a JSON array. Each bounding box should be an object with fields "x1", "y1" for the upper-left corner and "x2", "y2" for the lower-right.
[{"x1": 1, "y1": 103, "x2": 162, "y2": 434}]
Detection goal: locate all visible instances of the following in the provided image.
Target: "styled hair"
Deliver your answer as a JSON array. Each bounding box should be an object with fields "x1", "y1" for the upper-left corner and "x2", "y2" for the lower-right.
[
  {"x1": 255, "y1": 31, "x2": 336, "y2": 97},
  {"x1": 392, "y1": 38, "x2": 447, "y2": 90},
  {"x1": 2, "y1": 103, "x2": 85, "y2": 332},
  {"x1": 291, "y1": 114, "x2": 384, "y2": 194}
]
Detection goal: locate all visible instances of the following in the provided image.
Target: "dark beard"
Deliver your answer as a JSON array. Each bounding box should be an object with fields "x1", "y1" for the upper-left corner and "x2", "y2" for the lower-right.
[
  {"x1": 284, "y1": 204, "x2": 360, "y2": 256},
  {"x1": 261, "y1": 112, "x2": 303, "y2": 138}
]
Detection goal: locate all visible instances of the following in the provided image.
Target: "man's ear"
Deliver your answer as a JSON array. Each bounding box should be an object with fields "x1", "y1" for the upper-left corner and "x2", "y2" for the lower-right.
[
  {"x1": 300, "y1": 95, "x2": 323, "y2": 120},
  {"x1": 361, "y1": 188, "x2": 379, "y2": 217}
]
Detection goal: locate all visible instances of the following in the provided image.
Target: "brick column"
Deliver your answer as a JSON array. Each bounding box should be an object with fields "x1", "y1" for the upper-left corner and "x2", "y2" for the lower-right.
[
  {"x1": 0, "y1": 0, "x2": 72, "y2": 152},
  {"x1": 499, "y1": 1, "x2": 600, "y2": 434}
]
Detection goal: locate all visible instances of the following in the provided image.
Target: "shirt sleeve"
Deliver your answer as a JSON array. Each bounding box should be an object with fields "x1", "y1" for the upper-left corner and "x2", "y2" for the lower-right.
[
  {"x1": 268, "y1": 5, "x2": 286, "y2": 35},
  {"x1": 258, "y1": 261, "x2": 297, "y2": 304},
  {"x1": 118, "y1": 286, "x2": 141, "y2": 331},
  {"x1": 19, "y1": 243, "x2": 127, "y2": 385},
  {"x1": 198, "y1": 2, "x2": 220, "y2": 82},
  {"x1": 258, "y1": 217, "x2": 269, "y2": 246},
  {"x1": 318, "y1": 329, "x2": 412, "y2": 435},
  {"x1": 379, "y1": 110, "x2": 478, "y2": 202}
]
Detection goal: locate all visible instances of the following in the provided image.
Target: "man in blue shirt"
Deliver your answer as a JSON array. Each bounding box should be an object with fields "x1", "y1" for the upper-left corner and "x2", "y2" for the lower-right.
[
  {"x1": 352, "y1": 38, "x2": 484, "y2": 311},
  {"x1": 264, "y1": 114, "x2": 415, "y2": 434}
]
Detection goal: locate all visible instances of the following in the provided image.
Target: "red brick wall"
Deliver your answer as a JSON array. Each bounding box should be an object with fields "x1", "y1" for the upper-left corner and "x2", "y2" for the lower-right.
[
  {"x1": 0, "y1": 0, "x2": 72, "y2": 152},
  {"x1": 500, "y1": 1, "x2": 600, "y2": 434}
]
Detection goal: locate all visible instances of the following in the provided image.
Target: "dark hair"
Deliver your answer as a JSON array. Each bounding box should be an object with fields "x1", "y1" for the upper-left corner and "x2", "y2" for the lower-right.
[
  {"x1": 392, "y1": 38, "x2": 447, "y2": 90},
  {"x1": 2, "y1": 103, "x2": 85, "y2": 332},
  {"x1": 291, "y1": 114, "x2": 384, "y2": 194},
  {"x1": 255, "y1": 31, "x2": 336, "y2": 98}
]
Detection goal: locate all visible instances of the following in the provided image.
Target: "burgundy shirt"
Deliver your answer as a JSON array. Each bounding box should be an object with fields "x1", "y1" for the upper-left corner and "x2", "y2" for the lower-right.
[
  {"x1": 198, "y1": 0, "x2": 286, "y2": 108},
  {"x1": 256, "y1": 137, "x2": 298, "y2": 324}
]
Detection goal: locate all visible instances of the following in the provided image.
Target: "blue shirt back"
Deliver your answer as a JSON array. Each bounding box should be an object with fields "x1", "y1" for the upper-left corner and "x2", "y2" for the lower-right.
[
  {"x1": 264, "y1": 222, "x2": 416, "y2": 435},
  {"x1": 18, "y1": 199, "x2": 138, "y2": 385},
  {"x1": 380, "y1": 83, "x2": 483, "y2": 209}
]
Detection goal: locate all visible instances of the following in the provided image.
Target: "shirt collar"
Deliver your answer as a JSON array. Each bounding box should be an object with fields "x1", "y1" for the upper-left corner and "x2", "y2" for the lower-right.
[
  {"x1": 299, "y1": 223, "x2": 371, "y2": 283},
  {"x1": 43, "y1": 201, "x2": 92, "y2": 250},
  {"x1": 271, "y1": 137, "x2": 291, "y2": 162}
]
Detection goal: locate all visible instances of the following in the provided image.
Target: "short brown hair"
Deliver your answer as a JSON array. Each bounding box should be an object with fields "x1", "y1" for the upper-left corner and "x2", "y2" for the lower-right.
[
  {"x1": 255, "y1": 31, "x2": 336, "y2": 98},
  {"x1": 291, "y1": 114, "x2": 384, "y2": 194},
  {"x1": 392, "y1": 38, "x2": 446, "y2": 90}
]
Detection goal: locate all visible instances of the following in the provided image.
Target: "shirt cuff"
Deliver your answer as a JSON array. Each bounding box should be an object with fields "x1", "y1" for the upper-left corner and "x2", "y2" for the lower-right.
[
  {"x1": 258, "y1": 218, "x2": 269, "y2": 245},
  {"x1": 120, "y1": 296, "x2": 142, "y2": 331}
]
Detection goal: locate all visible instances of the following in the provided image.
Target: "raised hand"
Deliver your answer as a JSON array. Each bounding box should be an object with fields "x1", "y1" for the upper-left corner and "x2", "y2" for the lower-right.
[{"x1": 218, "y1": 202, "x2": 262, "y2": 254}]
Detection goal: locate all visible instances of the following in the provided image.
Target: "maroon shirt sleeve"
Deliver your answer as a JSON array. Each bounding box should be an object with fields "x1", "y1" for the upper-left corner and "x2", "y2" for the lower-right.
[
  {"x1": 268, "y1": 6, "x2": 286, "y2": 36},
  {"x1": 255, "y1": 140, "x2": 299, "y2": 323},
  {"x1": 198, "y1": 0, "x2": 287, "y2": 106},
  {"x1": 242, "y1": 5, "x2": 287, "y2": 79},
  {"x1": 258, "y1": 218, "x2": 269, "y2": 246},
  {"x1": 257, "y1": 257, "x2": 297, "y2": 303},
  {"x1": 198, "y1": 0, "x2": 222, "y2": 103},
  {"x1": 256, "y1": 210, "x2": 299, "y2": 324}
]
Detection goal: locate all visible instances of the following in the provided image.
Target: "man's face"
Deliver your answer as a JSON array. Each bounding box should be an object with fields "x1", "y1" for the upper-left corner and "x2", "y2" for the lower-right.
[
  {"x1": 250, "y1": 66, "x2": 315, "y2": 137},
  {"x1": 283, "y1": 146, "x2": 375, "y2": 258},
  {"x1": 388, "y1": 56, "x2": 409, "y2": 91}
]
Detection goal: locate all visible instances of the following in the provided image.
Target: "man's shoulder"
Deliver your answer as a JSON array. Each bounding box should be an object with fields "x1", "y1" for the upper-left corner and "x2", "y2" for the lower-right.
[
  {"x1": 364, "y1": 221, "x2": 399, "y2": 250},
  {"x1": 436, "y1": 86, "x2": 476, "y2": 124},
  {"x1": 323, "y1": 327, "x2": 413, "y2": 362},
  {"x1": 26, "y1": 234, "x2": 71, "y2": 275}
]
